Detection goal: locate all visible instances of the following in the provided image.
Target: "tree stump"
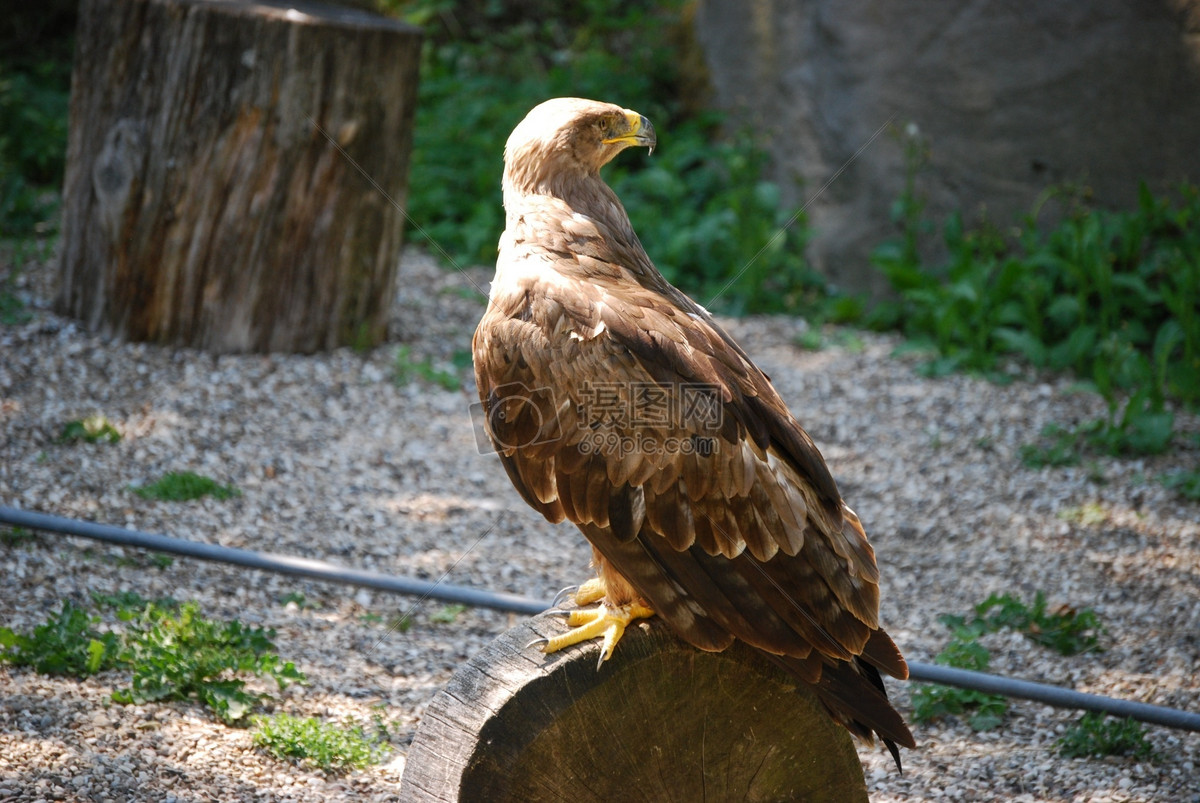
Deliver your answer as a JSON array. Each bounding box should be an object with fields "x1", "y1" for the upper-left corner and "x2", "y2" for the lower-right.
[
  {"x1": 56, "y1": 0, "x2": 421, "y2": 353},
  {"x1": 400, "y1": 611, "x2": 869, "y2": 803}
]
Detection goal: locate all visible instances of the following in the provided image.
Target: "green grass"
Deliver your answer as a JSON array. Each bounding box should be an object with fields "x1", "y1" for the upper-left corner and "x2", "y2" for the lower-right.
[
  {"x1": 252, "y1": 713, "x2": 389, "y2": 771},
  {"x1": 59, "y1": 415, "x2": 123, "y2": 444},
  {"x1": 1057, "y1": 713, "x2": 1159, "y2": 761},
  {"x1": 394, "y1": 345, "x2": 460, "y2": 391},
  {"x1": 131, "y1": 471, "x2": 240, "y2": 502}
]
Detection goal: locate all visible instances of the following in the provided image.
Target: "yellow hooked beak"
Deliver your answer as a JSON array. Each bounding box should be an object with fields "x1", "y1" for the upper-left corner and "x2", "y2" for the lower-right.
[{"x1": 603, "y1": 110, "x2": 657, "y2": 154}]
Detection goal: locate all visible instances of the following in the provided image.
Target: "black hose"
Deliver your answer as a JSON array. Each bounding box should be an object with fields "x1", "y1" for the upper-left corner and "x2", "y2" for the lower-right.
[
  {"x1": 3, "y1": 504, "x2": 1198, "y2": 733},
  {"x1": 907, "y1": 662, "x2": 1200, "y2": 732},
  {"x1": 0, "y1": 506, "x2": 544, "y2": 615}
]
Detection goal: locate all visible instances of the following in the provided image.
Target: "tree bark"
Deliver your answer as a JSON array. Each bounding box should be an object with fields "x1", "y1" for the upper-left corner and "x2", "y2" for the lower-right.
[
  {"x1": 400, "y1": 610, "x2": 869, "y2": 803},
  {"x1": 57, "y1": 0, "x2": 421, "y2": 353}
]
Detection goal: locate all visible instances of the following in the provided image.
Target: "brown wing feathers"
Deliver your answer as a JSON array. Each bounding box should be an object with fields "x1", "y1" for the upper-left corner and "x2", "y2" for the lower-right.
[{"x1": 475, "y1": 98, "x2": 914, "y2": 758}]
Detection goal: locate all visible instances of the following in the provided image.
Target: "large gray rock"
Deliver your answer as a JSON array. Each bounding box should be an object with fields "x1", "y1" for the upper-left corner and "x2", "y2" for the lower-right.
[{"x1": 693, "y1": 1, "x2": 1200, "y2": 298}]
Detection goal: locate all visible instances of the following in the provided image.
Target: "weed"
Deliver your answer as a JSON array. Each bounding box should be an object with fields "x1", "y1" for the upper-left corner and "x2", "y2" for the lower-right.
[
  {"x1": 0, "y1": 526, "x2": 36, "y2": 547},
  {"x1": 868, "y1": 128, "x2": 1199, "y2": 459},
  {"x1": 279, "y1": 592, "x2": 310, "y2": 609},
  {"x1": 1160, "y1": 469, "x2": 1200, "y2": 501},
  {"x1": 58, "y1": 414, "x2": 122, "y2": 444},
  {"x1": 4, "y1": 595, "x2": 306, "y2": 724},
  {"x1": 910, "y1": 636, "x2": 1008, "y2": 731},
  {"x1": 793, "y1": 330, "x2": 825, "y2": 351},
  {"x1": 0, "y1": 600, "x2": 121, "y2": 676},
  {"x1": 112, "y1": 601, "x2": 305, "y2": 723},
  {"x1": 0, "y1": 56, "x2": 69, "y2": 238},
  {"x1": 131, "y1": 471, "x2": 239, "y2": 502},
  {"x1": 1056, "y1": 503, "x2": 1108, "y2": 527},
  {"x1": 252, "y1": 713, "x2": 388, "y2": 771},
  {"x1": 0, "y1": 267, "x2": 31, "y2": 325},
  {"x1": 450, "y1": 349, "x2": 474, "y2": 371},
  {"x1": 394, "y1": 345, "x2": 459, "y2": 391},
  {"x1": 430, "y1": 603, "x2": 467, "y2": 624},
  {"x1": 913, "y1": 592, "x2": 1104, "y2": 730},
  {"x1": 1057, "y1": 713, "x2": 1159, "y2": 761},
  {"x1": 91, "y1": 591, "x2": 178, "y2": 611},
  {"x1": 946, "y1": 592, "x2": 1104, "y2": 656},
  {"x1": 1020, "y1": 424, "x2": 1083, "y2": 468}
]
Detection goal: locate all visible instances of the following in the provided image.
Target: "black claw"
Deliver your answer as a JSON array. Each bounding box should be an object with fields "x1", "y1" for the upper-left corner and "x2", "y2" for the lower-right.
[
  {"x1": 545, "y1": 608, "x2": 572, "y2": 618},
  {"x1": 551, "y1": 585, "x2": 579, "y2": 608}
]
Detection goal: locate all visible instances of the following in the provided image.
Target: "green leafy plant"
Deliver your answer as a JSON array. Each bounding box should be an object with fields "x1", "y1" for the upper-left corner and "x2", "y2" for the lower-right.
[
  {"x1": 1020, "y1": 424, "x2": 1084, "y2": 469},
  {"x1": 0, "y1": 525, "x2": 36, "y2": 547},
  {"x1": 0, "y1": 267, "x2": 31, "y2": 325},
  {"x1": 112, "y1": 602, "x2": 305, "y2": 723},
  {"x1": 868, "y1": 129, "x2": 1199, "y2": 458},
  {"x1": 131, "y1": 471, "x2": 240, "y2": 502},
  {"x1": 394, "y1": 345, "x2": 460, "y2": 390},
  {"x1": 1057, "y1": 713, "x2": 1158, "y2": 761},
  {"x1": 91, "y1": 590, "x2": 179, "y2": 611},
  {"x1": 430, "y1": 603, "x2": 467, "y2": 624},
  {"x1": 393, "y1": 0, "x2": 821, "y2": 314},
  {"x1": 59, "y1": 414, "x2": 123, "y2": 444},
  {"x1": 252, "y1": 713, "x2": 388, "y2": 771},
  {"x1": 3, "y1": 597, "x2": 306, "y2": 724},
  {"x1": 0, "y1": 600, "x2": 121, "y2": 676},
  {"x1": 1160, "y1": 469, "x2": 1200, "y2": 501},
  {"x1": 910, "y1": 636, "x2": 1008, "y2": 731},
  {"x1": 1056, "y1": 503, "x2": 1108, "y2": 527},
  {"x1": 912, "y1": 592, "x2": 1104, "y2": 730},
  {"x1": 0, "y1": 60, "x2": 69, "y2": 238},
  {"x1": 279, "y1": 592, "x2": 311, "y2": 609},
  {"x1": 943, "y1": 592, "x2": 1104, "y2": 656}
]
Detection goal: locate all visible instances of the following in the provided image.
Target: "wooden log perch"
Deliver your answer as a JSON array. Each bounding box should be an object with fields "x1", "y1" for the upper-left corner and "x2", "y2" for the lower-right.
[
  {"x1": 56, "y1": 0, "x2": 421, "y2": 353},
  {"x1": 401, "y1": 610, "x2": 868, "y2": 803}
]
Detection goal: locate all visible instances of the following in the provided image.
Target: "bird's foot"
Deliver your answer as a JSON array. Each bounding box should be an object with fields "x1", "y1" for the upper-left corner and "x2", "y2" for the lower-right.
[
  {"x1": 568, "y1": 577, "x2": 607, "y2": 606},
  {"x1": 531, "y1": 595, "x2": 655, "y2": 669}
]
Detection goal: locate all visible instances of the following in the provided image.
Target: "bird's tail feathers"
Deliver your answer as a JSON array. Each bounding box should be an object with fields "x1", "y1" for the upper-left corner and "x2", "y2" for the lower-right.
[{"x1": 767, "y1": 651, "x2": 916, "y2": 773}]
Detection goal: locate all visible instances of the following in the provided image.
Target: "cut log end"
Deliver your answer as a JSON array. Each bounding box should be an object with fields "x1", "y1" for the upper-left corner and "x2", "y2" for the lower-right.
[
  {"x1": 57, "y1": 0, "x2": 421, "y2": 354},
  {"x1": 400, "y1": 611, "x2": 869, "y2": 803}
]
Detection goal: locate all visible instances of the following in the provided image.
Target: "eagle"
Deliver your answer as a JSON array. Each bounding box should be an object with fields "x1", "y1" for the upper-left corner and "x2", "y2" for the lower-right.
[{"x1": 472, "y1": 97, "x2": 915, "y2": 765}]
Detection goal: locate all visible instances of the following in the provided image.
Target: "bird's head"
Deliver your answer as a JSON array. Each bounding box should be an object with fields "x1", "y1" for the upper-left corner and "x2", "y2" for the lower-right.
[{"x1": 503, "y1": 98, "x2": 656, "y2": 198}]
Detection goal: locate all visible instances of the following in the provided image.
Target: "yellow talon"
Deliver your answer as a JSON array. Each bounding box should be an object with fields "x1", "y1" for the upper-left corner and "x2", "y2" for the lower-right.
[
  {"x1": 538, "y1": 600, "x2": 655, "y2": 665},
  {"x1": 570, "y1": 577, "x2": 608, "y2": 606}
]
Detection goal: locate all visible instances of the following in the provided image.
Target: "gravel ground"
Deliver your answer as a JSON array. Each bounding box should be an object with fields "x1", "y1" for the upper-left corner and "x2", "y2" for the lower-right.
[{"x1": 1, "y1": 244, "x2": 1198, "y2": 802}]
